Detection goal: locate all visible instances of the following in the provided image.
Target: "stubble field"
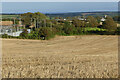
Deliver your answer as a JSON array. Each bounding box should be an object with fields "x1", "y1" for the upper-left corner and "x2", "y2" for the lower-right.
[{"x1": 2, "y1": 35, "x2": 118, "y2": 78}]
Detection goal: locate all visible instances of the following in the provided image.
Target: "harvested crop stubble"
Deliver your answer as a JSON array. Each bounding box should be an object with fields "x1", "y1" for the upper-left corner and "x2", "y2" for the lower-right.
[{"x1": 2, "y1": 35, "x2": 118, "y2": 78}]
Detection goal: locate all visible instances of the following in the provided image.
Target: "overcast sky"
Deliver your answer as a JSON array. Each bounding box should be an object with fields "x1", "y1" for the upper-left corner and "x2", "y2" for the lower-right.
[{"x1": 1, "y1": 0, "x2": 120, "y2": 2}]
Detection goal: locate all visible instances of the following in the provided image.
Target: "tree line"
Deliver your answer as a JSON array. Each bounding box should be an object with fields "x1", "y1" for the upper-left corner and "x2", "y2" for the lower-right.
[{"x1": 2, "y1": 12, "x2": 120, "y2": 40}]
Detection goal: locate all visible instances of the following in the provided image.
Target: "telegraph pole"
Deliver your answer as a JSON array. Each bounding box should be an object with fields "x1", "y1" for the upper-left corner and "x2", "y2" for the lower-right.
[
  {"x1": 44, "y1": 19, "x2": 46, "y2": 27},
  {"x1": 31, "y1": 18, "x2": 32, "y2": 26},
  {"x1": 30, "y1": 18, "x2": 33, "y2": 30},
  {"x1": 19, "y1": 18, "x2": 22, "y2": 31},
  {"x1": 51, "y1": 22, "x2": 52, "y2": 28},
  {"x1": 19, "y1": 18, "x2": 22, "y2": 25},
  {"x1": 34, "y1": 18, "x2": 36, "y2": 29},
  {"x1": 14, "y1": 18, "x2": 16, "y2": 27},
  {"x1": 13, "y1": 18, "x2": 17, "y2": 36},
  {"x1": 37, "y1": 18, "x2": 39, "y2": 28},
  {"x1": 39, "y1": 20, "x2": 41, "y2": 28}
]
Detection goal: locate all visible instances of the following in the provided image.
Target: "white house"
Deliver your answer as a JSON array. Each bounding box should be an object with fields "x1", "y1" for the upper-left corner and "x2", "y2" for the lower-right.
[{"x1": 101, "y1": 18, "x2": 106, "y2": 22}]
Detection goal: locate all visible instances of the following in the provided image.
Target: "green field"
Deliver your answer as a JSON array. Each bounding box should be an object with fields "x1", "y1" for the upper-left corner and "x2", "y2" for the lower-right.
[
  {"x1": 1, "y1": 11, "x2": 118, "y2": 19},
  {"x1": 1, "y1": 14, "x2": 20, "y2": 19}
]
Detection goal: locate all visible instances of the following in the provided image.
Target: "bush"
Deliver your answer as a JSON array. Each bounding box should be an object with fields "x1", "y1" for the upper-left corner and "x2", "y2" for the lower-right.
[
  {"x1": 38, "y1": 27, "x2": 55, "y2": 40},
  {"x1": 54, "y1": 24, "x2": 65, "y2": 35},
  {"x1": 117, "y1": 27, "x2": 120, "y2": 35},
  {"x1": 86, "y1": 16, "x2": 99, "y2": 27},
  {"x1": 19, "y1": 27, "x2": 55, "y2": 40},
  {"x1": 82, "y1": 27, "x2": 107, "y2": 35},
  {"x1": 102, "y1": 16, "x2": 117, "y2": 32},
  {"x1": 63, "y1": 22, "x2": 76, "y2": 35},
  {"x1": 1, "y1": 34, "x2": 17, "y2": 38},
  {"x1": 30, "y1": 30, "x2": 40, "y2": 39},
  {"x1": 1, "y1": 34, "x2": 9, "y2": 38},
  {"x1": 20, "y1": 29, "x2": 28, "y2": 39},
  {"x1": 74, "y1": 27, "x2": 83, "y2": 35},
  {"x1": 84, "y1": 27, "x2": 106, "y2": 32},
  {"x1": 115, "y1": 27, "x2": 120, "y2": 35}
]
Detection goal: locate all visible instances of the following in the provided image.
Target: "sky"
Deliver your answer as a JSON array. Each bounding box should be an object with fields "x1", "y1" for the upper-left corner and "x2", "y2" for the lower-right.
[
  {"x1": 1, "y1": 2, "x2": 118, "y2": 13},
  {"x1": 1, "y1": 0, "x2": 120, "y2": 2}
]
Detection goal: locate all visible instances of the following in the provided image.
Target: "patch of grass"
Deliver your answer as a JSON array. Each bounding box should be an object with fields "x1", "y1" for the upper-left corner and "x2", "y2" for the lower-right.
[{"x1": 1, "y1": 15, "x2": 20, "y2": 19}]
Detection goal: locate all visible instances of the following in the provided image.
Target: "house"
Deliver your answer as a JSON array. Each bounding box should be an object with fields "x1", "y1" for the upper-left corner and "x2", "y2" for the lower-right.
[
  {"x1": 64, "y1": 19, "x2": 66, "y2": 21},
  {"x1": 101, "y1": 18, "x2": 106, "y2": 22},
  {"x1": 100, "y1": 15, "x2": 107, "y2": 22},
  {"x1": 78, "y1": 18, "x2": 85, "y2": 21},
  {"x1": 100, "y1": 15, "x2": 108, "y2": 25}
]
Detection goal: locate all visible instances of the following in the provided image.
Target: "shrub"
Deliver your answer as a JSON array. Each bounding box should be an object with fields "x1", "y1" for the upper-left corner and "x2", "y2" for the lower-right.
[
  {"x1": 72, "y1": 19, "x2": 85, "y2": 27},
  {"x1": 115, "y1": 27, "x2": 120, "y2": 35},
  {"x1": 74, "y1": 27, "x2": 83, "y2": 35},
  {"x1": 63, "y1": 22, "x2": 76, "y2": 35},
  {"x1": 54, "y1": 24, "x2": 65, "y2": 35},
  {"x1": 86, "y1": 16, "x2": 99, "y2": 27},
  {"x1": 30, "y1": 30, "x2": 40, "y2": 39},
  {"x1": 38, "y1": 27, "x2": 55, "y2": 40},
  {"x1": 1, "y1": 34, "x2": 9, "y2": 38},
  {"x1": 20, "y1": 29, "x2": 28, "y2": 39},
  {"x1": 102, "y1": 16, "x2": 117, "y2": 32},
  {"x1": 1, "y1": 34, "x2": 17, "y2": 38}
]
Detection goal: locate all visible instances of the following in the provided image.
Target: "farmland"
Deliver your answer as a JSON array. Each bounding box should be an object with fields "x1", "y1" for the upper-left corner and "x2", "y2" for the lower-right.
[
  {"x1": 1, "y1": 14, "x2": 19, "y2": 19},
  {"x1": 1, "y1": 11, "x2": 118, "y2": 19},
  {"x1": 2, "y1": 35, "x2": 118, "y2": 78}
]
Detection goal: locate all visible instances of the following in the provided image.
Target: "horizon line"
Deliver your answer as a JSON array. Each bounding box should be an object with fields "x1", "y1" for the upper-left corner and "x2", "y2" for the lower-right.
[{"x1": 0, "y1": 11, "x2": 118, "y2": 14}]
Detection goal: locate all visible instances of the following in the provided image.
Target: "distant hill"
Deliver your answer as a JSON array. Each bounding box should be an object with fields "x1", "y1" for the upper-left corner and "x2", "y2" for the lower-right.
[
  {"x1": 46, "y1": 11, "x2": 118, "y2": 18},
  {"x1": 1, "y1": 11, "x2": 119, "y2": 19}
]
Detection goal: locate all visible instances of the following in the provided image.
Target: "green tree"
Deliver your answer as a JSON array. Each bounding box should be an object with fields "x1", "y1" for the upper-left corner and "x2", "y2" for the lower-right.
[
  {"x1": 54, "y1": 24, "x2": 64, "y2": 35},
  {"x1": 21, "y1": 12, "x2": 34, "y2": 27},
  {"x1": 21, "y1": 12, "x2": 47, "y2": 28},
  {"x1": 33, "y1": 12, "x2": 47, "y2": 19},
  {"x1": 20, "y1": 29, "x2": 28, "y2": 39},
  {"x1": 63, "y1": 22, "x2": 75, "y2": 35},
  {"x1": 38, "y1": 27, "x2": 55, "y2": 40},
  {"x1": 102, "y1": 16, "x2": 117, "y2": 32},
  {"x1": 87, "y1": 16, "x2": 99, "y2": 27},
  {"x1": 31, "y1": 30, "x2": 39, "y2": 39},
  {"x1": 96, "y1": 16, "x2": 102, "y2": 23},
  {"x1": 72, "y1": 19, "x2": 85, "y2": 27}
]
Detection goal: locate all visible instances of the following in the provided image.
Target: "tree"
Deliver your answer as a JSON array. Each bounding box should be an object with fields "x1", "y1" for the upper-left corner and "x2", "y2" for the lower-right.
[
  {"x1": 54, "y1": 24, "x2": 64, "y2": 35},
  {"x1": 33, "y1": 12, "x2": 47, "y2": 19},
  {"x1": 63, "y1": 22, "x2": 75, "y2": 35},
  {"x1": 96, "y1": 16, "x2": 102, "y2": 23},
  {"x1": 113, "y1": 16, "x2": 120, "y2": 22},
  {"x1": 72, "y1": 19, "x2": 85, "y2": 27},
  {"x1": 20, "y1": 29, "x2": 28, "y2": 39},
  {"x1": 55, "y1": 17, "x2": 59, "y2": 19},
  {"x1": 66, "y1": 17, "x2": 71, "y2": 20},
  {"x1": 102, "y1": 16, "x2": 117, "y2": 32},
  {"x1": 21, "y1": 12, "x2": 34, "y2": 27},
  {"x1": 21, "y1": 12, "x2": 47, "y2": 28},
  {"x1": 38, "y1": 27, "x2": 55, "y2": 40},
  {"x1": 87, "y1": 16, "x2": 99, "y2": 27}
]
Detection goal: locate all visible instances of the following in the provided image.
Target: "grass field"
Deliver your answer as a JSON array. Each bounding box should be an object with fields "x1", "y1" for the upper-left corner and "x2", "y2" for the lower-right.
[
  {"x1": 1, "y1": 15, "x2": 19, "y2": 19},
  {"x1": 2, "y1": 35, "x2": 118, "y2": 78}
]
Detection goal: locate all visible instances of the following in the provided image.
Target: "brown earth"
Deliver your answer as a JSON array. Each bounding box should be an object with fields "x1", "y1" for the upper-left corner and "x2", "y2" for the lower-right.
[
  {"x1": 2, "y1": 35, "x2": 118, "y2": 78},
  {"x1": 0, "y1": 21, "x2": 13, "y2": 26}
]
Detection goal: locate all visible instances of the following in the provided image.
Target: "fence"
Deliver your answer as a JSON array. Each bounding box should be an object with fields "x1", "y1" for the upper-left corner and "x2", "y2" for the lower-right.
[{"x1": 0, "y1": 26, "x2": 23, "y2": 37}]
